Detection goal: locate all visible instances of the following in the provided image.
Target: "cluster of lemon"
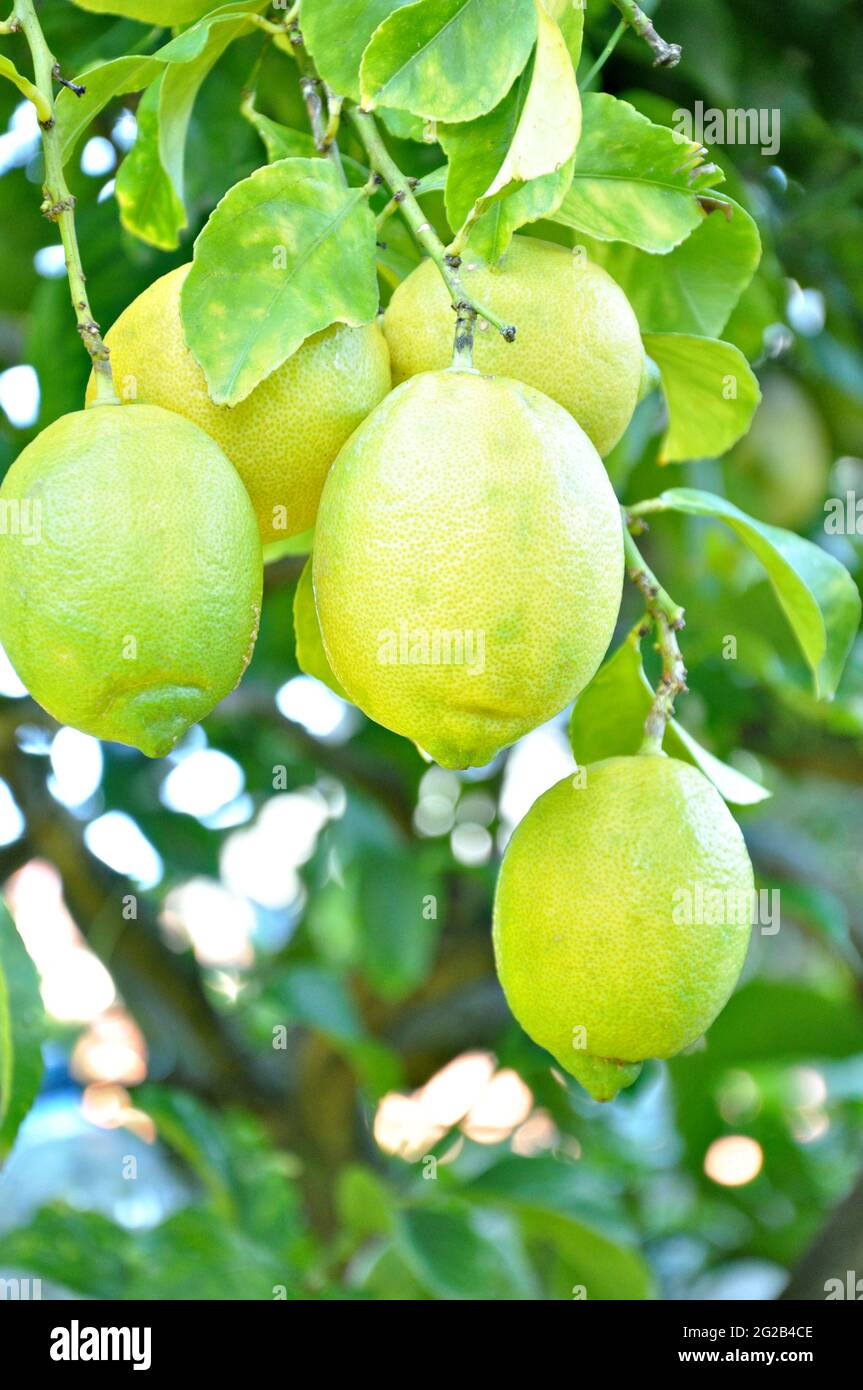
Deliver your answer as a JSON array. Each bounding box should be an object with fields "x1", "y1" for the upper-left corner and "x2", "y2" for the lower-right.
[{"x1": 0, "y1": 237, "x2": 753, "y2": 1099}]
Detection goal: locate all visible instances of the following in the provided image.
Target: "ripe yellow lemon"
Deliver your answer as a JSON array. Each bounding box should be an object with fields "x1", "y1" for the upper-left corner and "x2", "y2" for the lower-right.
[
  {"x1": 85, "y1": 266, "x2": 392, "y2": 542},
  {"x1": 383, "y1": 237, "x2": 643, "y2": 457},
  {"x1": 313, "y1": 369, "x2": 623, "y2": 769},
  {"x1": 493, "y1": 755, "x2": 754, "y2": 1100},
  {"x1": 0, "y1": 403, "x2": 262, "y2": 757},
  {"x1": 726, "y1": 372, "x2": 831, "y2": 529}
]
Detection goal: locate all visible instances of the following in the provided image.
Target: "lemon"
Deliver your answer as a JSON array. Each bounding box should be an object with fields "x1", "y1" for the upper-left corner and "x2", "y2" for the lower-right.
[
  {"x1": 0, "y1": 403, "x2": 262, "y2": 757},
  {"x1": 726, "y1": 372, "x2": 831, "y2": 529},
  {"x1": 85, "y1": 266, "x2": 392, "y2": 542},
  {"x1": 313, "y1": 369, "x2": 623, "y2": 769},
  {"x1": 493, "y1": 755, "x2": 754, "y2": 1100},
  {"x1": 383, "y1": 237, "x2": 643, "y2": 457}
]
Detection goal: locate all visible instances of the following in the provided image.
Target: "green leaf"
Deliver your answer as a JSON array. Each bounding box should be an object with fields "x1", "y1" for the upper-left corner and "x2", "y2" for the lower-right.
[
  {"x1": 135, "y1": 1087, "x2": 236, "y2": 1221},
  {"x1": 441, "y1": 0, "x2": 580, "y2": 261},
  {"x1": 299, "y1": 0, "x2": 411, "y2": 103},
  {"x1": 357, "y1": 848, "x2": 440, "y2": 1000},
  {"x1": 552, "y1": 93, "x2": 723, "y2": 253},
  {"x1": 0, "y1": 1205, "x2": 133, "y2": 1297},
  {"x1": 57, "y1": 2, "x2": 270, "y2": 166},
  {"x1": 637, "y1": 489, "x2": 862, "y2": 698},
  {"x1": 0, "y1": 897, "x2": 44, "y2": 1161},
  {"x1": 115, "y1": 75, "x2": 186, "y2": 250},
  {"x1": 642, "y1": 333, "x2": 761, "y2": 462},
  {"x1": 336, "y1": 1165, "x2": 395, "y2": 1237},
  {"x1": 518, "y1": 1208, "x2": 655, "y2": 1301},
  {"x1": 568, "y1": 629, "x2": 770, "y2": 805},
  {"x1": 182, "y1": 157, "x2": 379, "y2": 405},
  {"x1": 71, "y1": 0, "x2": 214, "y2": 19},
  {"x1": 578, "y1": 198, "x2": 761, "y2": 338},
  {"x1": 360, "y1": 0, "x2": 537, "y2": 123},
  {"x1": 460, "y1": 1156, "x2": 654, "y2": 1300},
  {"x1": 241, "y1": 99, "x2": 370, "y2": 182},
  {"x1": 395, "y1": 1202, "x2": 538, "y2": 1300},
  {"x1": 294, "y1": 557, "x2": 348, "y2": 699}
]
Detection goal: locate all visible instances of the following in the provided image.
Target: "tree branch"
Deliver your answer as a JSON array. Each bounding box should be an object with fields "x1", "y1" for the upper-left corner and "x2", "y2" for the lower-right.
[{"x1": 610, "y1": 0, "x2": 682, "y2": 67}]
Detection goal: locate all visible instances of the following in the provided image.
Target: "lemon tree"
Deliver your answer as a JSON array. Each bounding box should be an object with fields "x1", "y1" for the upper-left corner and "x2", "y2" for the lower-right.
[{"x1": 1, "y1": 0, "x2": 862, "y2": 1308}]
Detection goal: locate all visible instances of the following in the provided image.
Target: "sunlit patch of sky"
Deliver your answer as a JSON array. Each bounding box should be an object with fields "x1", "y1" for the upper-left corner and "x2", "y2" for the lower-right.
[
  {"x1": 0, "y1": 100, "x2": 39, "y2": 176},
  {"x1": 161, "y1": 748, "x2": 245, "y2": 819},
  {"x1": 162, "y1": 877, "x2": 256, "y2": 969},
  {"x1": 84, "y1": 811, "x2": 163, "y2": 889},
  {"x1": 276, "y1": 674, "x2": 358, "y2": 740},
  {"x1": 0, "y1": 778, "x2": 25, "y2": 845},
  {"x1": 49, "y1": 727, "x2": 103, "y2": 810},
  {"x1": 786, "y1": 280, "x2": 826, "y2": 337},
  {"x1": 80, "y1": 135, "x2": 116, "y2": 177},
  {"x1": 34, "y1": 244, "x2": 66, "y2": 278},
  {"x1": 220, "y1": 788, "x2": 330, "y2": 910},
  {"x1": 112, "y1": 109, "x2": 137, "y2": 151},
  {"x1": 0, "y1": 643, "x2": 27, "y2": 698},
  {"x1": 0, "y1": 363, "x2": 40, "y2": 428},
  {"x1": 498, "y1": 716, "x2": 574, "y2": 844}
]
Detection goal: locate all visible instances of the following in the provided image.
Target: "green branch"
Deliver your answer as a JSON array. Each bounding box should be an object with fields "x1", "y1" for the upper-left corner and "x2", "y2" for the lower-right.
[
  {"x1": 623, "y1": 515, "x2": 687, "y2": 755},
  {"x1": 610, "y1": 0, "x2": 681, "y2": 68},
  {"x1": 12, "y1": 0, "x2": 118, "y2": 403},
  {"x1": 346, "y1": 106, "x2": 516, "y2": 367}
]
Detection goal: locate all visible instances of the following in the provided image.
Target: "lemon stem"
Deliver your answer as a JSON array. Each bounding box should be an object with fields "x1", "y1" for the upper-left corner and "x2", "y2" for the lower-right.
[
  {"x1": 345, "y1": 106, "x2": 517, "y2": 362},
  {"x1": 622, "y1": 515, "x2": 687, "y2": 754},
  {"x1": 12, "y1": 0, "x2": 119, "y2": 404}
]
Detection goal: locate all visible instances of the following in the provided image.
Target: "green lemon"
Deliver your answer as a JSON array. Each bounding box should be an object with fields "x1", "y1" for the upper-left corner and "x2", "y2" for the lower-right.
[
  {"x1": 383, "y1": 236, "x2": 643, "y2": 457},
  {"x1": 313, "y1": 369, "x2": 623, "y2": 769},
  {"x1": 85, "y1": 265, "x2": 392, "y2": 542},
  {"x1": 0, "y1": 402, "x2": 262, "y2": 757},
  {"x1": 493, "y1": 755, "x2": 754, "y2": 1100},
  {"x1": 726, "y1": 372, "x2": 831, "y2": 529}
]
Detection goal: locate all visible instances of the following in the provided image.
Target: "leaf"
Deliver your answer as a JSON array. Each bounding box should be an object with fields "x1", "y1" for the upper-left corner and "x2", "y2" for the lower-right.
[
  {"x1": 72, "y1": 0, "x2": 213, "y2": 19},
  {"x1": 579, "y1": 198, "x2": 761, "y2": 338},
  {"x1": 294, "y1": 557, "x2": 348, "y2": 699},
  {"x1": 241, "y1": 99, "x2": 370, "y2": 182},
  {"x1": 552, "y1": 93, "x2": 723, "y2": 253},
  {"x1": 336, "y1": 1165, "x2": 395, "y2": 1237},
  {"x1": 0, "y1": 54, "x2": 50, "y2": 119},
  {"x1": 360, "y1": 0, "x2": 537, "y2": 124},
  {"x1": 357, "y1": 848, "x2": 440, "y2": 1000},
  {"x1": 117, "y1": 1, "x2": 266, "y2": 248},
  {"x1": 395, "y1": 1202, "x2": 538, "y2": 1300},
  {"x1": 182, "y1": 157, "x2": 379, "y2": 405},
  {"x1": 568, "y1": 629, "x2": 770, "y2": 805},
  {"x1": 460, "y1": 1155, "x2": 655, "y2": 1300},
  {"x1": 0, "y1": 897, "x2": 44, "y2": 1161},
  {"x1": 642, "y1": 333, "x2": 761, "y2": 462},
  {"x1": 544, "y1": 0, "x2": 584, "y2": 68},
  {"x1": 0, "y1": 1205, "x2": 133, "y2": 1297},
  {"x1": 441, "y1": 0, "x2": 580, "y2": 261},
  {"x1": 299, "y1": 0, "x2": 411, "y2": 103},
  {"x1": 135, "y1": 1087, "x2": 236, "y2": 1221},
  {"x1": 115, "y1": 75, "x2": 186, "y2": 250},
  {"x1": 56, "y1": 2, "x2": 270, "y2": 165},
  {"x1": 637, "y1": 489, "x2": 861, "y2": 698}
]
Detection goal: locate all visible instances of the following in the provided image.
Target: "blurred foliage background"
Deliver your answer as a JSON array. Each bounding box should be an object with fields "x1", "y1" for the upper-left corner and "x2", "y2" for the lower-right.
[{"x1": 1, "y1": 0, "x2": 862, "y2": 1301}]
